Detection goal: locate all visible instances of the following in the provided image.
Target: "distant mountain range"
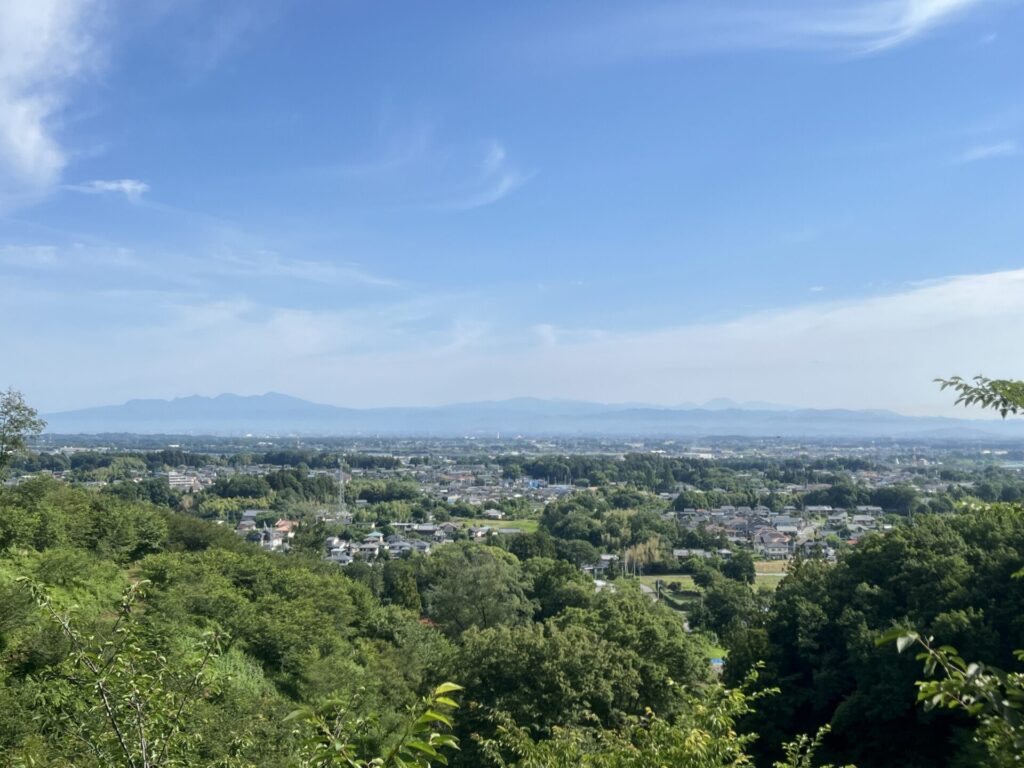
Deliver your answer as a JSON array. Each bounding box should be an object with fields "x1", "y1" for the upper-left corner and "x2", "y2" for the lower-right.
[{"x1": 40, "y1": 393, "x2": 1024, "y2": 440}]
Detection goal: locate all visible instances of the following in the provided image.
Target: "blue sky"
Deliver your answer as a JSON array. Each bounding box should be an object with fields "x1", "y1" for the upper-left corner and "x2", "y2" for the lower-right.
[{"x1": 2, "y1": 0, "x2": 1024, "y2": 415}]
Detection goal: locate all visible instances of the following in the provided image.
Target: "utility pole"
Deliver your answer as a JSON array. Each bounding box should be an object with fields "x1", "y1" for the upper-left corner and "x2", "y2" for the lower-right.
[{"x1": 338, "y1": 464, "x2": 347, "y2": 516}]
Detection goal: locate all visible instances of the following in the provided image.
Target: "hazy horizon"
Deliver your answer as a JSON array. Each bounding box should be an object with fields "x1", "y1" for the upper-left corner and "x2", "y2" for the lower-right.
[
  {"x1": 43, "y1": 390, "x2": 1006, "y2": 424},
  {"x1": 3, "y1": 2, "x2": 1023, "y2": 416}
]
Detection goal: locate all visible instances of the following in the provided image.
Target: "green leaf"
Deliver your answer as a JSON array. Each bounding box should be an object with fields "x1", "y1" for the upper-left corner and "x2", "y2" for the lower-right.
[
  {"x1": 404, "y1": 739, "x2": 440, "y2": 757},
  {"x1": 282, "y1": 706, "x2": 314, "y2": 723},
  {"x1": 416, "y1": 709, "x2": 452, "y2": 728},
  {"x1": 896, "y1": 633, "x2": 918, "y2": 654},
  {"x1": 433, "y1": 682, "x2": 463, "y2": 695}
]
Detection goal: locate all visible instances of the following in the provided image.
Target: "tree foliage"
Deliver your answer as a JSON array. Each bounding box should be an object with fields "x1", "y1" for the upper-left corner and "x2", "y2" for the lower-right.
[
  {"x1": 937, "y1": 375, "x2": 1024, "y2": 418},
  {"x1": 0, "y1": 388, "x2": 45, "y2": 475},
  {"x1": 881, "y1": 630, "x2": 1024, "y2": 765},
  {"x1": 287, "y1": 683, "x2": 462, "y2": 768}
]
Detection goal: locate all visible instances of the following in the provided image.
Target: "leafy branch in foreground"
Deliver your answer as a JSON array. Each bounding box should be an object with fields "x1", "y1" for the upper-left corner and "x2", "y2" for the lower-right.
[
  {"x1": 936, "y1": 376, "x2": 1024, "y2": 418},
  {"x1": 879, "y1": 628, "x2": 1024, "y2": 764},
  {"x1": 15, "y1": 577, "x2": 227, "y2": 768},
  {"x1": 286, "y1": 682, "x2": 462, "y2": 768},
  {"x1": 479, "y1": 669, "x2": 852, "y2": 768}
]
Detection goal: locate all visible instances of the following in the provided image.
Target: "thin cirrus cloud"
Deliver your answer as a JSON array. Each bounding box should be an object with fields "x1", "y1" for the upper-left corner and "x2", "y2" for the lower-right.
[
  {"x1": 956, "y1": 140, "x2": 1020, "y2": 163},
  {"x1": 440, "y1": 141, "x2": 533, "y2": 211},
  {"x1": 65, "y1": 178, "x2": 151, "y2": 200},
  {"x1": 322, "y1": 130, "x2": 531, "y2": 211},
  {"x1": 197, "y1": 251, "x2": 400, "y2": 289},
  {"x1": 0, "y1": 240, "x2": 399, "y2": 295},
  {"x1": 549, "y1": 0, "x2": 989, "y2": 62},
  {"x1": 0, "y1": 0, "x2": 103, "y2": 208}
]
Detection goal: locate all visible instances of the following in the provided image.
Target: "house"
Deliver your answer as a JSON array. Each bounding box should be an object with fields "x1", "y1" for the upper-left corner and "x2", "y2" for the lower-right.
[
  {"x1": 389, "y1": 540, "x2": 414, "y2": 556},
  {"x1": 771, "y1": 515, "x2": 804, "y2": 530},
  {"x1": 482, "y1": 508, "x2": 505, "y2": 520},
  {"x1": 356, "y1": 542, "x2": 381, "y2": 558},
  {"x1": 754, "y1": 529, "x2": 790, "y2": 560},
  {"x1": 467, "y1": 526, "x2": 491, "y2": 539},
  {"x1": 166, "y1": 471, "x2": 201, "y2": 492},
  {"x1": 673, "y1": 548, "x2": 712, "y2": 559},
  {"x1": 827, "y1": 512, "x2": 849, "y2": 526},
  {"x1": 799, "y1": 539, "x2": 835, "y2": 559},
  {"x1": 259, "y1": 528, "x2": 287, "y2": 551},
  {"x1": 328, "y1": 547, "x2": 353, "y2": 565},
  {"x1": 275, "y1": 519, "x2": 298, "y2": 537},
  {"x1": 592, "y1": 553, "x2": 619, "y2": 575},
  {"x1": 855, "y1": 505, "x2": 883, "y2": 516}
]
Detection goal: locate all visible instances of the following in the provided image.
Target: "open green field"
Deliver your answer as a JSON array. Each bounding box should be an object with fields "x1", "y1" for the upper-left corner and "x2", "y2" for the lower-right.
[
  {"x1": 755, "y1": 572, "x2": 786, "y2": 590},
  {"x1": 449, "y1": 517, "x2": 540, "y2": 533},
  {"x1": 637, "y1": 574, "x2": 699, "y2": 591},
  {"x1": 635, "y1": 571, "x2": 787, "y2": 593}
]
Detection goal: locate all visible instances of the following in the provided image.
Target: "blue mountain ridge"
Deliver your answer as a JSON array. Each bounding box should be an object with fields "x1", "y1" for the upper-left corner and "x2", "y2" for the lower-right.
[{"x1": 41, "y1": 393, "x2": 1024, "y2": 439}]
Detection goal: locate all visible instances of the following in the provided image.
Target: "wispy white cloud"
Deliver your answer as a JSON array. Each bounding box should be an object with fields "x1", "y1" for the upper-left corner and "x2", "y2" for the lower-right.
[
  {"x1": 956, "y1": 140, "x2": 1020, "y2": 163},
  {"x1": 9, "y1": 261, "x2": 1022, "y2": 415},
  {"x1": 313, "y1": 126, "x2": 532, "y2": 212},
  {"x1": 0, "y1": 244, "x2": 59, "y2": 269},
  {"x1": 551, "y1": 0, "x2": 990, "y2": 62},
  {"x1": 327, "y1": 121, "x2": 434, "y2": 178},
  {"x1": 0, "y1": 0, "x2": 104, "y2": 208},
  {"x1": 200, "y1": 251, "x2": 400, "y2": 288},
  {"x1": 66, "y1": 178, "x2": 150, "y2": 200},
  {"x1": 181, "y1": 4, "x2": 271, "y2": 75},
  {"x1": 442, "y1": 140, "x2": 533, "y2": 210},
  {"x1": 475, "y1": 269, "x2": 1024, "y2": 415},
  {"x1": 0, "y1": 240, "x2": 399, "y2": 295}
]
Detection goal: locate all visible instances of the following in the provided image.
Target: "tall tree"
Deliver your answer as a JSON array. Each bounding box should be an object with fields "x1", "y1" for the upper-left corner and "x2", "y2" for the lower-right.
[{"x1": 0, "y1": 388, "x2": 45, "y2": 475}]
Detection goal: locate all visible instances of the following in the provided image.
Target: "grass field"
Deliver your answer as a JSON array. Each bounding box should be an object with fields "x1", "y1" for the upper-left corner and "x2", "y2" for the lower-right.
[
  {"x1": 449, "y1": 517, "x2": 540, "y2": 533},
  {"x1": 754, "y1": 560, "x2": 789, "y2": 574},
  {"x1": 637, "y1": 574, "x2": 699, "y2": 591},
  {"x1": 634, "y1": 571, "x2": 787, "y2": 593},
  {"x1": 755, "y1": 573, "x2": 786, "y2": 590}
]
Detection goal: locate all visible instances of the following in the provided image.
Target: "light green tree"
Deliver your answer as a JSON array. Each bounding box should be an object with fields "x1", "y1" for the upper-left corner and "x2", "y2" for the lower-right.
[
  {"x1": 286, "y1": 683, "x2": 462, "y2": 768},
  {"x1": 0, "y1": 388, "x2": 45, "y2": 475},
  {"x1": 15, "y1": 578, "x2": 236, "y2": 768}
]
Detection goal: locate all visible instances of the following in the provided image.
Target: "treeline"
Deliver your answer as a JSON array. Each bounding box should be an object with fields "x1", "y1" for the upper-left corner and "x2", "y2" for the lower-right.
[
  {"x1": 8, "y1": 449, "x2": 405, "y2": 474},
  {"x1": 10, "y1": 448, "x2": 214, "y2": 473},
  {"x1": 706, "y1": 503, "x2": 1024, "y2": 767},
  {"x1": 191, "y1": 468, "x2": 340, "y2": 521},
  {"x1": 0, "y1": 478, "x2": 717, "y2": 767},
  {"x1": 2, "y1": 479, "x2": 1021, "y2": 766},
  {"x1": 539, "y1": 489, "x2": 725, "y2": 568}
]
